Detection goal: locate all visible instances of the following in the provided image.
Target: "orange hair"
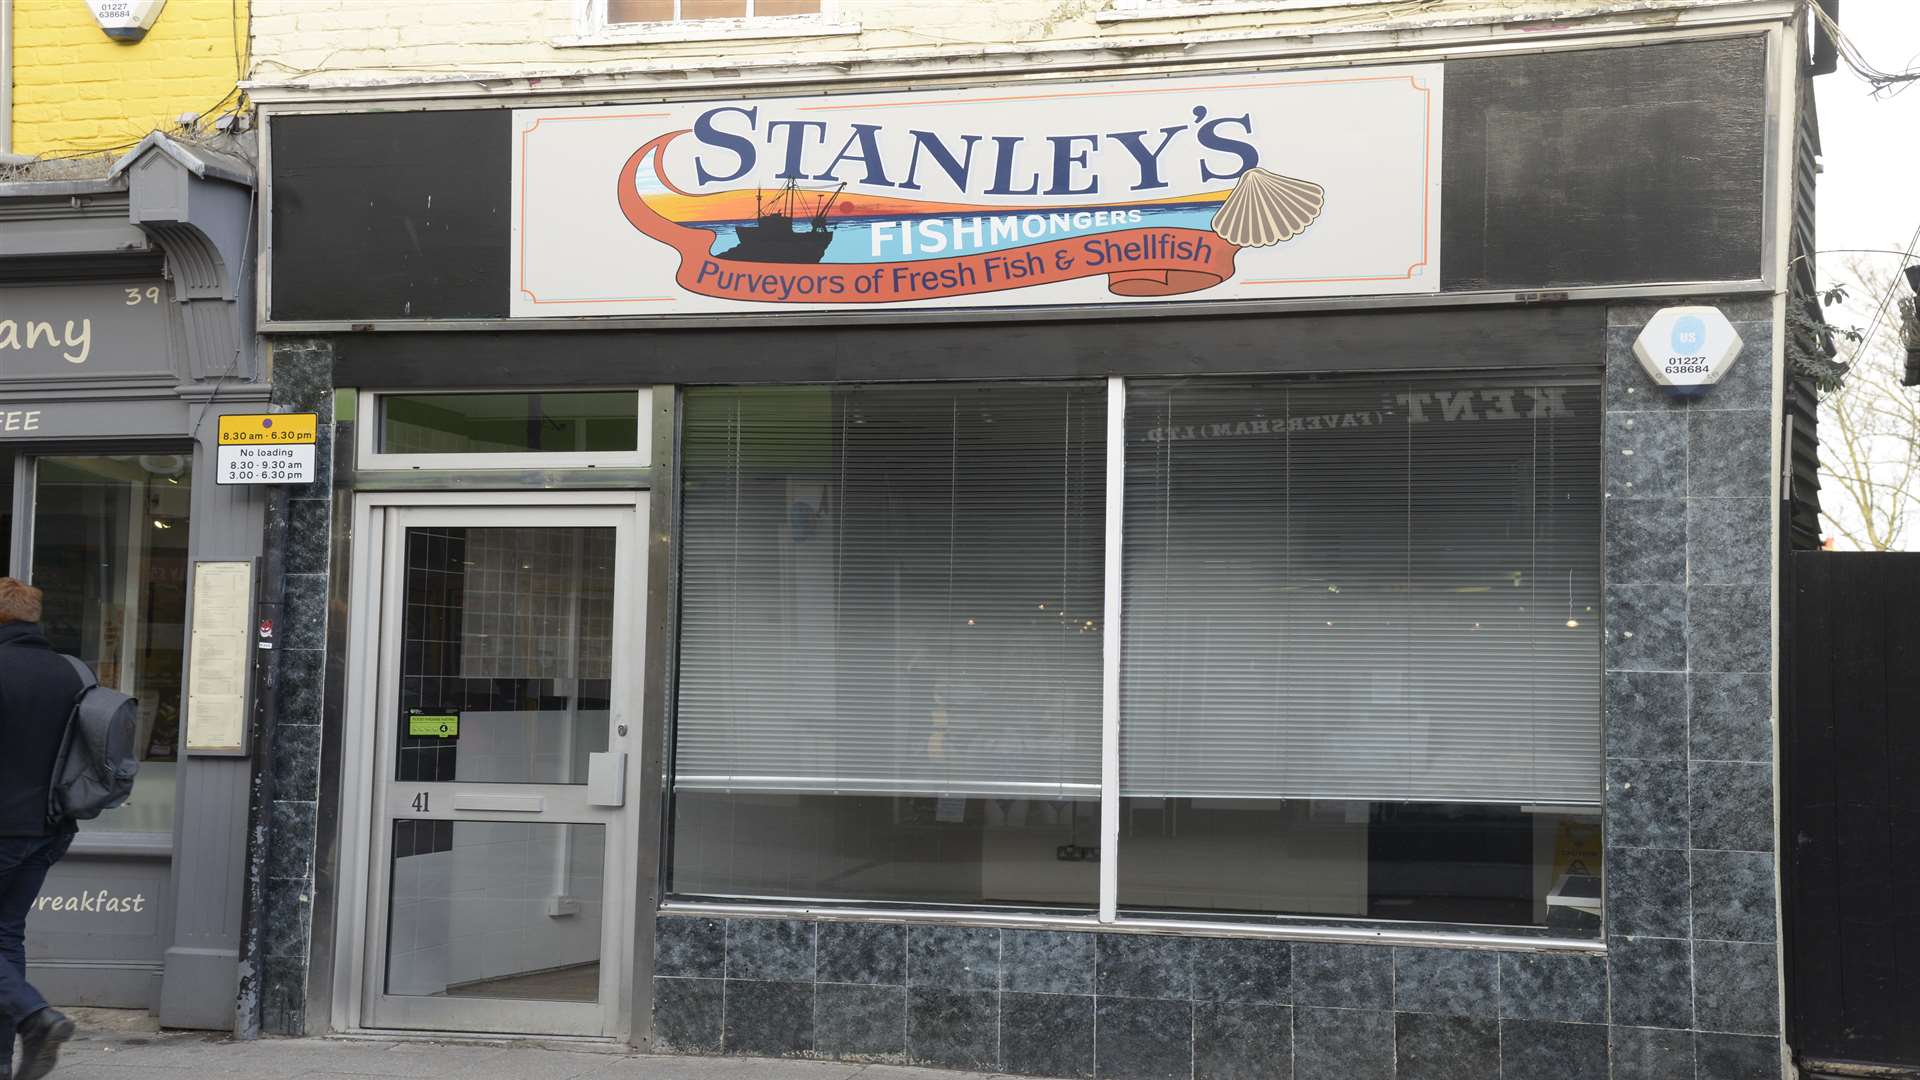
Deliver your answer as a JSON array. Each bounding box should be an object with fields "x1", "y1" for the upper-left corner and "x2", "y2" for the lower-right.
[{"x1": 0, "y1": 578, "x2": 44, "y2": 624}]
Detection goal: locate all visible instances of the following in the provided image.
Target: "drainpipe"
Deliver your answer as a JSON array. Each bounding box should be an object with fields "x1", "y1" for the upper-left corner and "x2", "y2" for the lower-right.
[{"x1": 1, "y1": 0, "x2": 21, "y2": 163}]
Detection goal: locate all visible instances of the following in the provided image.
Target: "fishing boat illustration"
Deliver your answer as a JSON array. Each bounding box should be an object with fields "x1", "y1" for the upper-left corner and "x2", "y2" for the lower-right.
[{"x1": 717, "y1": 179, "x2": 846, "y2": 264}]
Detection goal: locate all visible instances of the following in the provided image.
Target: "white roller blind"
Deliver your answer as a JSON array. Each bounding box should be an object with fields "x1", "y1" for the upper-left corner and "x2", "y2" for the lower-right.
[
  {"x1": 675, "y1": 384, "x2": 1106, "y2": 799},
  {"x1": 1120, "y1": 376, "x2": 1603, "y2": 806}
]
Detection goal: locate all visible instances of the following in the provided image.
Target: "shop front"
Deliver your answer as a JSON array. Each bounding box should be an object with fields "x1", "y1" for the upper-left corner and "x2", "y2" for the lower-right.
[
  {"x1": 257, "y1": 11, "x2": 1802, "y2": 1078},
  {"x1": 0, "y1": 136, "x2": 264, "y2": 1027}
]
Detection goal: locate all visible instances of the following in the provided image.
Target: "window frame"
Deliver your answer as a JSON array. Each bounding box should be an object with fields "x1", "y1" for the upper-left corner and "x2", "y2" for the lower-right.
[
  {"x1": 661, "y1": 374, "x2": 1610, "y2": 947},
  {"x1": 560, "y1": 0, "x2": 858, "y2": 48},
  {"x1": 355, "y1": 388, "x2": 653, "y2": 473},
  {"x1": 1099, "y1": 0, "x2": 1384, "y2": 22}
]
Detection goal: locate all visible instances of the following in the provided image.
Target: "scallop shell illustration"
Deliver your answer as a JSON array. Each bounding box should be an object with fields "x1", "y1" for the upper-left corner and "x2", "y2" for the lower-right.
[{"x1": 1209, "y1": 168, "x2": 1326, "y2": 247}]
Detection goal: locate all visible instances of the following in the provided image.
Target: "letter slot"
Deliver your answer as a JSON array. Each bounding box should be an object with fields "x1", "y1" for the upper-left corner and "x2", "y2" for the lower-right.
[
  {"x1": 450, "y1": 793, "x2": 545, "y2": 813},
  {"x1": 588, "y1": 752, "x2": 627, "y2": 808}
]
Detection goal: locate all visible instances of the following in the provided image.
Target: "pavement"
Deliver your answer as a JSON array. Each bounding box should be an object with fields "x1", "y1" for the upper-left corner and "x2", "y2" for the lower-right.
[{"x1": 36, "y1": 1010, "x2": 1012, "y2": 1080}]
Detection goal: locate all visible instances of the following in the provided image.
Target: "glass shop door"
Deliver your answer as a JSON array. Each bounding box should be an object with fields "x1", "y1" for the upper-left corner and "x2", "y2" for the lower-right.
[{"x1": 360, "y1": 499, "x2": 645, "y2": 1037}]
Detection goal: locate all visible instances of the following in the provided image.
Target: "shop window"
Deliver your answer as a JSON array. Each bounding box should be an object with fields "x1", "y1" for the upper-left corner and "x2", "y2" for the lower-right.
[
  {"x1": 669, "y1": 385, "x2": 1106, "y2": 907},
  {"x1": 1118, "y1": 376, "x2": 1603, "y2": 931},
  {"x1": 1, "y1": 450, "x2": 15, "y2": 571},
  {"x1": 362, "y1": 390, "x2": 649, "y2": 470},
  {"x1": 29, "y1": 454, "x2": 193, "y2": 836},
  {"x1": 667, "y1": 375, "x2": 1604, "y2": 934},
  {"x1": 607, "y1": 0, "x2": 821, "y2": 22}
]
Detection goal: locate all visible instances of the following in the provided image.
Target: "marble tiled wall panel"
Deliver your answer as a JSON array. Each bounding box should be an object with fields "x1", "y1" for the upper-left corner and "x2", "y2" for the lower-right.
[
  {"x1": 1602, "y1": 298, "x2": 1781, "y2": 1078},
  {"x1": 655, "y1": 296, "x2": 1784, "y2": 1080},
  {"x1": 260, "y1": 340, "x2": 339, "y2": 1036},
  {"x1": 655, "y1": 916, "x2": 1785, "y2": 1079}
]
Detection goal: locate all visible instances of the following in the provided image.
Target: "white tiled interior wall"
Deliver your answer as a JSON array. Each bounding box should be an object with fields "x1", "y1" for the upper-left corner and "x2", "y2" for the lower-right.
[
  {"x1": 450, "y1": 709, "x2": 609, "y2": 785},
  {"x1": 461, "y1": 528, "x2": 615, "y2": 682},
  {"x1": 388, "y1": 822, "x2": 607, "y2": 997}
]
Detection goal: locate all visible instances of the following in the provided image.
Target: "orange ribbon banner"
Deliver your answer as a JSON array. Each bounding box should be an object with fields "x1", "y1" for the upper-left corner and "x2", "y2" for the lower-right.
[{"x1": 615, "y1": 133, "x2": 1241, "y2": 306}]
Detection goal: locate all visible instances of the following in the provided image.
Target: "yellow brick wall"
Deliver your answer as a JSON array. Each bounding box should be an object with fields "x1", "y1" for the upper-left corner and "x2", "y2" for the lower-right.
[{"x1": 11, "y1": 0, "x2": 249, "y2": 157}]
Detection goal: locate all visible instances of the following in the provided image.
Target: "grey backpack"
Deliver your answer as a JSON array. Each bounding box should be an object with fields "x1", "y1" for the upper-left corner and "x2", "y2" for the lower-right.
[{"x1": 47, "y1": 655, "x2": 141, "y2": 823}]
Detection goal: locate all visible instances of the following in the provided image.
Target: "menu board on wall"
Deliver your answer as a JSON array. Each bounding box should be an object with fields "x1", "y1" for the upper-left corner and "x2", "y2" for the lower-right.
[
  {"x1": 185, "y1": 561, "x2": 253, "y2": 756},
  {"x1": 511, "y1": 63, "x2": 1443, "y2": 316}
]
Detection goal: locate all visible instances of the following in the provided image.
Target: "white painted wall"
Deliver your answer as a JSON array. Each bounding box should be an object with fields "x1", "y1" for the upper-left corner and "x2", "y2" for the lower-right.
[{"x1": 246, "y1": 0, "x2": 1775, "y2": 95}]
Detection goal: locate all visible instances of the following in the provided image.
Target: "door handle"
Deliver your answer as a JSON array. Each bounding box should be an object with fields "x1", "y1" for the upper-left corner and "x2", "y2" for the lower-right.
[{"x1": 588, "y1": 752, "x2": 627, "y2": 808}]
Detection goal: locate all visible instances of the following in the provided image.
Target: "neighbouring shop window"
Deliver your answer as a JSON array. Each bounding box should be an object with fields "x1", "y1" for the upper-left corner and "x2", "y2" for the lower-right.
[
  {"x1": 1, "y1": 450, "x2": 15, "y2": 572},
  {"x1": 1118, "y1": 375, "x2": 1603, "y2": 931},
  {"x1": 377, "y1": 392, "x2": 640, "y2": 455},
  {"x1": 669, "y1": 385, "x2": 1106, "y2": 907},
  {"x1": 608, "y1": 0, "x2": 820, "y2": 22},
  {"x1": 30, "y1": 454, "x2": 193, "y2": 835}
]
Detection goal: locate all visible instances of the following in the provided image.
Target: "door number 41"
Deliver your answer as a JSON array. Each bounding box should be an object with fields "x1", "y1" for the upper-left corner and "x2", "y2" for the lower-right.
[{"x1": 410, "y1": 792, "x2": 430, "y2": 813}]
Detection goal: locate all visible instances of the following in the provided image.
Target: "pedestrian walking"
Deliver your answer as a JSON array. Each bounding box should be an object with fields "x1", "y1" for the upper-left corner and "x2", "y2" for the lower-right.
[{"x1": 0, "y1": 579, "x2": 80, "y2": 1080}]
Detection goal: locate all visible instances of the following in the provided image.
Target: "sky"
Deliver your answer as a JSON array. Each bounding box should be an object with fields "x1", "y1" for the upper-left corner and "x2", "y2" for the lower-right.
[
  {"x1": 1811, "y1": 0, "x2": 1920, "y2": 548},
  {"x1": 1814, "y1": 0, "x2": 1920, "y2": 275}
]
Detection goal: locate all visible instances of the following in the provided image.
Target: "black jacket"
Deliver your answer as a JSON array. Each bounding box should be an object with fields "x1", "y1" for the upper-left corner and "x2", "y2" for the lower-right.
[{"x1": 0, "y1": 621, "x2": 84, "y2": 837}]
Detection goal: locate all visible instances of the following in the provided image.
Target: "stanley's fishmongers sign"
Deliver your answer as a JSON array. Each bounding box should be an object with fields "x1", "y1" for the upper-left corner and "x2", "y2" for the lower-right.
[{"x1": 511, "y1": 64, "x2": 1442, "y2": 316}]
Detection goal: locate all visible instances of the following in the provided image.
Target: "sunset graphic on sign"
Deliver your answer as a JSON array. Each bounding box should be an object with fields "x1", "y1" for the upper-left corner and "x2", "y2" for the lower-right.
[{"x1": 616, "y1": 129, "x2": 1325, "y2": 305}]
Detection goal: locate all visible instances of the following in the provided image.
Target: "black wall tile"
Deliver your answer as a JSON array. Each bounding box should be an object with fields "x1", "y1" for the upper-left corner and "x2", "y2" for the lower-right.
[
  {"x1": 1499, "y1": 952, "x2": 1608, "y2": 1024},
  {"x1": 910, "y1": 925, "x2": 1000, "y2": 990},
  {"x1": 1687, "y1": 499, "x2": 1769, "y2": 585},
  {"x1": 1605, "y1": 585, "x2": 1688, "y2": 671},
  {"x1": 1606, "y1": 671, "x2": 1688, "y2": 762},
  {"x1": 1196, "y1": 1002, "x2": 1290, "y2": 1080},
  {"x1": 1691, "y1": 850, "x2": 1776, "y2": 943},
  {"x1": 269, "y1": 723, "x2": 321, "y2": 799},
  {"x1": 1294, "y1": 1007, "x2": 1393, "y2": 1080},
  {"x1": 1003, "y1": 929, "x2": 1094, "y2": 996},
  {"x1": 727, "y1": 919, "x2": 816, "y2": 982},
  {"x1": 260, "y1": 954, "x2": 307, "y2": 1036},
  {"x1": 1687, "y1": 585, "x2": 1770, "y2": 675},
  {"x1": 1692, "y1": 941, "x2": 1778, "y2": 1036},
  {"x1": 1695, "y1": 1032, "x2": 1780, "y2": 1080},
  {"x1": 267, "y1": 800, "x2": 317, "y2": 882},
  {"x1": 1605, "y1": 412, "x2": 1687, "y2": 499},
  {"x1": 1689, "y1": 673, "x2": 1772, "y2": 763},
  {"x1": 1607, "y1": 937, "x2": 1693, "y2": 1030},
  {"x1": 816, "y1": 983, "x2": 906, "y2": 1059},
  {"x1": 1605, "y1": 759, "x2": 1690, "y2": 850},
  {"x1": 1003, "y1": 992, "x2": 1095, "y2": 1079},
  {"x1": 1396, "y1": 1012, "x2": 1499, "y2": 1080},
  {"x1": 1393, "y1": 948, "x2": 1498, "y2": 1018},
  {"x1": 1192, "y1": 937, "x2": 1291, "y2": 1005},
  {"x1": 1293, "y1": 942, "x2": 1392, "y2": 1010},
  {"x1": 1610, "y1": 1024, "x2": 1694, "y2": 1080},
  {"x1": 1689, "y1": 762, "x2": 1774, "y2": 853},
  {"x1": 1500, "y1": 1019, "x2": 1608, "y2": 1080},
  {"x1": 1098, "y1": 933, "x2": 1192, "y2": 1001},
  {"x1": 1603, "y1": 848, "x2": 1691, "y2": 940},
  {"x1": 1094, "y1": 997, "x2": 1193, "y2": 1080},
  {"x1": 654, "y1": 977, "x2": 723, "y2": 1054},
  {"x1": 908, "y1": 988, "x2": 998, "y2": 1071},
  {"x1": 723, "y1": 980, "x2": 814, "y2": 1057},
  {"x1": 819, "y1": 922, "x2": 906, "y2": 986},
  {"x1": 655, "y1": 917, "x2": 724, "y2": 979},
  {"x1": 1688, "y1": 410, "x2": 1770, "y2": 498},
  {"x1": 1606, "y1": 498, "x2": 1687, "y2": 584}
]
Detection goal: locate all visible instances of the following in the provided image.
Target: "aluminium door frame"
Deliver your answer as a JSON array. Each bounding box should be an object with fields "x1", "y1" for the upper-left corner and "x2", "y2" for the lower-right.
[{"x1": 332, "y1": 489, "x2": 648, "y2": 1041}]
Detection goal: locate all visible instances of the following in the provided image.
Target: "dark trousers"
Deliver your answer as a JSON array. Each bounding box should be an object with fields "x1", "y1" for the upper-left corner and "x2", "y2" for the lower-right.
[{"x1": 0, "y1": 832, "x2": 72, "y2": 1075}]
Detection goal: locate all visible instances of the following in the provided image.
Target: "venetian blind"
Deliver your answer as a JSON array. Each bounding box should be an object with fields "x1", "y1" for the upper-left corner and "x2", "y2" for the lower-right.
[
  {"x1": 675, "y1": 384, "x2": 1106, "y2": 799},
  {"x1": 1120, "y1": 375, "x2": 1603, "y2": 806}
]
